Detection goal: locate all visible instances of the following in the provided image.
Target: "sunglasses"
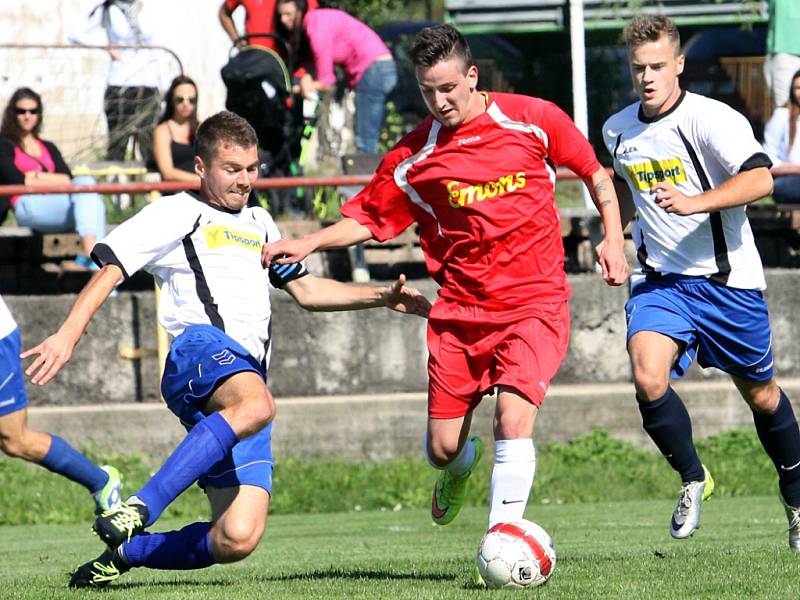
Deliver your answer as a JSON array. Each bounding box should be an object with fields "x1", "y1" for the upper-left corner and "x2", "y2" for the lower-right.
[
  {"x1": 15, "y1": 107, "x2": 41, "y2": 115},
  {"x1": 174, "y1": 96, "x2": 197, "y2": 105}
]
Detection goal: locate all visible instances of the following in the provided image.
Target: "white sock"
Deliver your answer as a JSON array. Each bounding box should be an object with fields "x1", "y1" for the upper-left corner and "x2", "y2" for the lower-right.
[
  {"x1": 488, "y1": 438, "x2": 536, "y2": 528},
  {"x1": 422, "y1": 433, "x2": 476, "y2": 477}
]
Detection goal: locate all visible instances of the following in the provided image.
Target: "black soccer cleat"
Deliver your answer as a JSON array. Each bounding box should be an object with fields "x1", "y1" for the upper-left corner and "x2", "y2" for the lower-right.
[
  {"x1": 68, "y1": 548, "x2": 130, "y2": 589},
  {"x1": 92, "y1": 501, "x2": 149, "y2": 548}
]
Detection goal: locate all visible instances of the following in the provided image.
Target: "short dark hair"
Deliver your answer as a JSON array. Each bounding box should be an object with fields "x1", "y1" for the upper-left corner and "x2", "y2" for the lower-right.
[
  {"x1": 409, "y1": 24, "x2": 473, "y2": 72},
  {"x1": 0, "y1": 87, "x2": 43, "y2": 146},
  {"x1": 624, "y1": 15, "x2": 681, "y2": 55},
  {"x1": 195, "y1": 111, "x2": 258, "y2": 164}
]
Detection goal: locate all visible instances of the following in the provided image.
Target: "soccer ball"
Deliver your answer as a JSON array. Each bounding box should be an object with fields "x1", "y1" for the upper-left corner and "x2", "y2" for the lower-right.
[{"x1": 476, "y1": 519, "x2": 556, "y2": 589}]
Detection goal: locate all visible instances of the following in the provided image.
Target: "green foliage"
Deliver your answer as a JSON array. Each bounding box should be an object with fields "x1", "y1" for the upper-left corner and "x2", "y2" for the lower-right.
[
  {"x1": 0, "y1": 428, "x2": 781, "y2": 527},
  {"x1": 320, "y1": 0, "x2": 434, "y2": 28}
]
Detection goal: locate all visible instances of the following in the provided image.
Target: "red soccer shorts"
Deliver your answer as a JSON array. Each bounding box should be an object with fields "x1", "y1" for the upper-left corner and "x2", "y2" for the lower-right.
[{"x1": 426, "y1": 300, "x2": 570, "y2": 419}]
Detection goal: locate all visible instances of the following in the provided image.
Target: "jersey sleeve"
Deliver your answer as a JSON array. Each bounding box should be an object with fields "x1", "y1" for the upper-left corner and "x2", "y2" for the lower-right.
[
  {"x1": 91, "y1": 196, "x2": 199, "y2": 279},
  {"x1": 698, "y1": 102, "x2": 772, "y2": 175},
  {"x1": 265, "y1": 216, "x2": 309, "y2": 289},
  {"x1": 339, "y1": 152, "x2": 416, "y2": 242},
  {"x1": 540, "y1": 100, "x2": 601, "y2": 178}
]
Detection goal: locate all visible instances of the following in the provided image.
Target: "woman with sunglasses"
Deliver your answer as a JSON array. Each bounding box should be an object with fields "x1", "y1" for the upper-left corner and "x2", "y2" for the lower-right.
[
  {"x1": 152, "y1": 76, "x2": 201, "y2": 184},
  {"x1": 0, "y1": 88, "x2": 107, "y2": 270}
]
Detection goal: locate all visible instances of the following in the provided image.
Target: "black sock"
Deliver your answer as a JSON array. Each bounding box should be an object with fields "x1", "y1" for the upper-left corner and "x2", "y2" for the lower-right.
[
  {"x1": 752, "y1": 388, "x2": 800, "y2": 507},
  {"x1": 638, "y1": 387, "x2": 704, "y2": 483}
]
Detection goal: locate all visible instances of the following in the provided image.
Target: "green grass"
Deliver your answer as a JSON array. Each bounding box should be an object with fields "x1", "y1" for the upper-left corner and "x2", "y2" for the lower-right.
[{"x1": 0, "y1": 498, "x2": 797, "y2": 599}]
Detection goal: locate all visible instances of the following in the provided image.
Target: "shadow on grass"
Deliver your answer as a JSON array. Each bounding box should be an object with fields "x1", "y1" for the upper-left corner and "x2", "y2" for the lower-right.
[
  {"x1": 259, "y1": 568, "x2": 457, "y2": 583},
  {"x1": 87, "y1": 579, "x2": 230, "y2": 591}
]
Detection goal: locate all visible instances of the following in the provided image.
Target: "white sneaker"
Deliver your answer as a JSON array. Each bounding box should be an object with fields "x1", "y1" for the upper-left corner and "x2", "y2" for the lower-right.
[
  {"x1": 783, "y1": 499, "x2": 800, "y2": 552},
  {"x1": 670, "y1": 465, "x2": 714, "y2": 539}
]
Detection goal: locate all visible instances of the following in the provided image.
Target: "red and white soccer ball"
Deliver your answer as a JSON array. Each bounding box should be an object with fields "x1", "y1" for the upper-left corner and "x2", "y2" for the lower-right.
[{"x1": 476, "y1": 519, "x2": 556, "y2": 589}]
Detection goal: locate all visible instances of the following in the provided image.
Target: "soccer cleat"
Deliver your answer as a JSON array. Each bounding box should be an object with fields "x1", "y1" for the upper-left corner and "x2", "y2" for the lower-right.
[
  {"x1": 93, "y1": 501, "x2": 149, "y2": 548},
  {"x1": 670, "y1": 464, "x2": 714, "y2": 539},
  {"x1": 782, "y1": 499, "x2": 800, "y2": 552},
  {"x1": 68, "y1": 548, "x2": 130, "y2": 589},
  {"x1": 92, "y1": 465, "x2": 123, "y2": 515},
  {"x1": 431, "y1": 436, "x2": 485, "y2": 526}
]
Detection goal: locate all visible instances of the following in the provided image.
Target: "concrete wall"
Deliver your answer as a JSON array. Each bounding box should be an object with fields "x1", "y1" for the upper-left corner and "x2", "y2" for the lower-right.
[
  {"x1": 10, "y1": 269, "x2": 800, "y2": 406},
  {"x1": 12, "y1": 269, "x2": 800, "y2": 461}
]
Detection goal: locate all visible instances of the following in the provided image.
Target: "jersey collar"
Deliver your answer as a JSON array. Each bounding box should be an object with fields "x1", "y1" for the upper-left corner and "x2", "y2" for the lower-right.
[
  {"x1": 638, "y1": 89, "x2": 686, "y2": 124},
  {"x1": 187, "y1": 189, "x2": 244, "y2": 214}
]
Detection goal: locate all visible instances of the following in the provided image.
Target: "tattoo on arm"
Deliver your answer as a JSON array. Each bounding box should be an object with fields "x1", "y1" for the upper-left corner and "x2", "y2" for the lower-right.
[{"x1": 593, "y1": 180, "x2": 612, "y2": 210}]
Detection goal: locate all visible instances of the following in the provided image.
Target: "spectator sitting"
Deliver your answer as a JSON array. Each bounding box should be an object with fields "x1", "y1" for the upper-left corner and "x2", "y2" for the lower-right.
[
  {"x1": 219, "y1": 0, "x2": 318, "y2": 55},
  {"x1": 277, "y1": 0, "x2": 398, "y2": 154},
  {"x1": 763, "y1": 69, "x2": 800, "y2": 204},
  {"x1": 0, "y1": 88, "x2": 107, "y2": 270},
  {"x1": 152, "y1": 75, "x2": 200, "y2": 184}
]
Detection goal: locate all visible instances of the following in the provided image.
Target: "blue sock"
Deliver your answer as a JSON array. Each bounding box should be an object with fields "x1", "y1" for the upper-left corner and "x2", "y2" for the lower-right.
[
  {"x1": 135, "y1": 412, "x2": 238, "y2": 526},
  {"x1": 37, "y1": 434, "x2": 108, "y2": 493},
  {"x1": 121, "y1": 522, "x2": 215, "y2": 570},
  {"x1": 638, "y1": 387, "x2": 704, "y2": 483},
  {"x1": 753, "y1": 388, "x2": 800, "y2": 506}
]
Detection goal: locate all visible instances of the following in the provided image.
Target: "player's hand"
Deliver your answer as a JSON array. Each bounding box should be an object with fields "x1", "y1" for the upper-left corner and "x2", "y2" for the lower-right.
[
  {"x1": 595, "y1": 237, "x2": 629, "y2": 286},
  {"x1": 262, "y1": 238, "x2": 315, "y2": 268},
  {"x1": 381, "y1": 274, "x2": 431, "y2": 318},
  {"x1": 20, "y1": 332, "x2": 77, "y2": 386},
  {"x1": 652, "y1": 181, "x2": 697, "y2": 216}
]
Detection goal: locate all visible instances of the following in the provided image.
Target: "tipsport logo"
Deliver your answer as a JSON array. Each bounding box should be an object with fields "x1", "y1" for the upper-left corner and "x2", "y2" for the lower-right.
[
  {"x1": 446, "y1": 172, "x2": 526, "y2": 208},
  {"x1": 625, "y1": 158, "x2": 687, "y2": 191},
  {"x1": 202, "y1": 225, "x2": 262, "y2": 252}
]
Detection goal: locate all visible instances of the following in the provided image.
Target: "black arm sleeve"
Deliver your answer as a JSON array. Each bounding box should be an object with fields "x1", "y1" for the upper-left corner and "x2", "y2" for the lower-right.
[
  {"x1": 0, "y1": 137, "x2": 25, "y2": 185},
  {"x1": 44, "y1": 141, "x2": 73, "y2": 178}
]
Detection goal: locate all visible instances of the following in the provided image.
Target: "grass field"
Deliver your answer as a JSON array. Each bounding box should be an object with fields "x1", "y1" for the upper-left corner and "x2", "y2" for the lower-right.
[{"x1": 1, "y1": 497, "x2": 798, "y2": 599}]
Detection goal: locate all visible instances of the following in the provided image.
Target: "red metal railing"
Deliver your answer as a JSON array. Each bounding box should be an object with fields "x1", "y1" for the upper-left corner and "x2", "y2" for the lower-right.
[{"x1": 0, "y1": 169, "x2": 586, "y2": 197}]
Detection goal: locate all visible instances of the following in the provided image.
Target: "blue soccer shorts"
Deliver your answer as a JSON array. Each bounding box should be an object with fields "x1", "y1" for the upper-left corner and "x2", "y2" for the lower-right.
[
  {"x1": 161, "y1": 324, "x2": 274, "y2": 493},
  {"x1": 626, "y1": 275, "x2": 774, "y2": 382},
  {"x1": 0, "y1": 328, "x2": 28, "y2": 417}
]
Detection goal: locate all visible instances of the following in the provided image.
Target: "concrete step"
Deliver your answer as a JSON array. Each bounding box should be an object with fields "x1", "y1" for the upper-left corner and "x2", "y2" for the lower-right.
[{"x1": 27, "y1": 378, "x2": 800, "y2": 464}]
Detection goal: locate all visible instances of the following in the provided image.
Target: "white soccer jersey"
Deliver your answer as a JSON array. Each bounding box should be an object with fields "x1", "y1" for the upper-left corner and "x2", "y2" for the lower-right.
[
  {"x1": 0, "y1": 295, "x2": 17, "y2": 340},
  {"x1": 603, "y1": 90, "x2": 772, "y2": 290},
  {"x1": 93, "y1": 191, "x2": 306, "y2": 366}
]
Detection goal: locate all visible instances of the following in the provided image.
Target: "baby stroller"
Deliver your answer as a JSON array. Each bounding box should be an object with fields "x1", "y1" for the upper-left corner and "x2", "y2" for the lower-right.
[{"x1": 221, "y1": 34, "x2": 309, "y2": 213}]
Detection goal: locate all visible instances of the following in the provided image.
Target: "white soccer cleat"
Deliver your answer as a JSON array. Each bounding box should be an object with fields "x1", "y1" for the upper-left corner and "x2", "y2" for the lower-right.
[
  {"x1": 783, "y1": 499, "x2": 800, "y2": 552},
  {"x1": 670, "y1": 465, "x2": 714, "y2": 539}
]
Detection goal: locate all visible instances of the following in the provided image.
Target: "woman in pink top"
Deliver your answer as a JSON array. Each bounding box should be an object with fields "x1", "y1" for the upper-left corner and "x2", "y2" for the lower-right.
[
  {"x1": 0, "y1": 88, "x2": 106, "y2": 270},
  {"x1": 277, "y1": 0, "x2": 397, "y2": 154}
]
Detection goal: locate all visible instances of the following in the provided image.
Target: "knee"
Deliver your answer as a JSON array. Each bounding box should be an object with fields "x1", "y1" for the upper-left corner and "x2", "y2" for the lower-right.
[
  {"x1": 746, "y1": 382, "x2": 780, "y2": 414},
  {"x1": 494, "y1": 411, "x2": 532, "y2": 440},
  {"x1": 0, "y1": 432, "x2": 26, "y2": 459},
  {"x1": 632, "y1": 365, "x2": 670, "y2": 402},
  {"x1": 240, "y1": 389, "x2": 276, "y2": 435},
  {"x1": 426, "y1": 435, "x2": 461, "y2": 468},
  {"x1": 210, "y1": 518, "x2": 264, "y2": 563}
]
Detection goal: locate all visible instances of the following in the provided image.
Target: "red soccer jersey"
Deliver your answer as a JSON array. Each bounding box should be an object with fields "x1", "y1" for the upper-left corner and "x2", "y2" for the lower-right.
[{"x1": 341, "y1": 92, "x2": 601, "y2": 314}]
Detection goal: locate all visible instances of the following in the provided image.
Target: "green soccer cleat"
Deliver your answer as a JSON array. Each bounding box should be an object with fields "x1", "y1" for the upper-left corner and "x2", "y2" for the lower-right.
[
  {"x1": 93, "y1": 501, "x2": 149, "y2": 548},
  {"x1": 670, "y1": 464, "x2": 714, "y2": 539},
  {"x1": 92, "y1": 465, "x2": 123, "y2": 515},
  {"x1": 431, "y1": 436, "x2": 485, "y2": 526},
  {"x1": 471, "y1": 564, "x2": 486, "y2": 588},
  {"x1": 68, "y1": 548, "x2": 130, "y2": 589}
]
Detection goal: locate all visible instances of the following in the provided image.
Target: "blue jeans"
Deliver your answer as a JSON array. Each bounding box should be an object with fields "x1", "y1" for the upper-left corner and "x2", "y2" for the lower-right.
[
  {"x1": 13, "y1": 175, "x2": 106, "y2": 240},
  {"x1": 354, "y1": 59, "x2": 398, "y2": 154},
  {"x1": 773, "y1": 175, "x2": 800, "y2": 204}
]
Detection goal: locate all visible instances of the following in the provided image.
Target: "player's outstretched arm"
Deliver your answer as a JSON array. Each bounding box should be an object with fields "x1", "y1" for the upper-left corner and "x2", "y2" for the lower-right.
[
  {"x1": 21, "y1": 264, "x2": 123, "y2": 385},
  {"x1": 652, "y1": 167, "x2": 773, "y2": 215},
  {"x1": 585, "y1": 167, "x2": 629, "y2": 286},
  {"x1": 262, "y1": 218, "x2": 374, "y2": 267},
  {"x1": 283, "y1": 273, "x2": 431, "y2": 317}
]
